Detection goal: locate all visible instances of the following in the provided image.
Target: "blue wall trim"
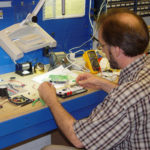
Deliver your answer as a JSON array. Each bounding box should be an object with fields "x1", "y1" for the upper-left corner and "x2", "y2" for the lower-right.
[{"x1": 0, "y1": 90, "x2": 107, "y2": 149}]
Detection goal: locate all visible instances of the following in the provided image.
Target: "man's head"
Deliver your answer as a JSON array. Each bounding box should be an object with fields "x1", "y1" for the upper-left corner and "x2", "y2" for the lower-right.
[{"x1": 97, "y1": 8, "x2": 149, "y2": 69}]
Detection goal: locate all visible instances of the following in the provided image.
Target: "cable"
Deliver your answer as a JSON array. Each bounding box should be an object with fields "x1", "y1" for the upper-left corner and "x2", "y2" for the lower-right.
[
  {"x1": 67, "y1": 0, "x2": 108, "y2": 69},
  {"x1": 65, "y1": 49, "x2": 89, "y2": 72},
  {"x1": 105, "y1": 0, "x2": 109, "y2": 13},
  {"x1": 65, "y1": 61, "x2": 89, "y2": 72},
  {"x1": 89, "y1": 0, "x2": 94, "y2": 30},
  {"x1": 69, "y1": 37, "x2": 92, "y2": 53},
  {"x1": 96, "y1": 0, "x2": 106, "y2": 22},
  {"x1": 66, "y1": 49, "x2": 85, "y2": 61},
  {"x1": 13, "y1": 60, "x2": 17, "y2": 64},
  {"x1": 68, "y1": 0, "x2": 94, "y2": 53}
]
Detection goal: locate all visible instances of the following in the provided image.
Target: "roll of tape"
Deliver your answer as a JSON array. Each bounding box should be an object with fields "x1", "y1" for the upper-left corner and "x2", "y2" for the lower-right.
[{"x1": 34, "y1": 63, "x2": 44, "y2": 74}]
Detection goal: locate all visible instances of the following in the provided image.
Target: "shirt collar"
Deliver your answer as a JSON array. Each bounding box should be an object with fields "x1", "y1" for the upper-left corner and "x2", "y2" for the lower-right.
[{"x1": 119, "y1": 54, "x2": 147, "y2": 85}]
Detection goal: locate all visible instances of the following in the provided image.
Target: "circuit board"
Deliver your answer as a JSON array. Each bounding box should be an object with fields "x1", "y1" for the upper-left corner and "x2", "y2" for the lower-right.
[
  {"x1": 56, "y1": 85, "x2": 87, "y2": 98},
  {"x1": 8, "y1": 95, "x2": 33, "y2": 106}
]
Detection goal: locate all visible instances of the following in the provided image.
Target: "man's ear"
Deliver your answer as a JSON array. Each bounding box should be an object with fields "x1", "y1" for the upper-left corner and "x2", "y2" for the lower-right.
[{"x1": 113, "y1": 46, "x2": 123, "y2": 58}]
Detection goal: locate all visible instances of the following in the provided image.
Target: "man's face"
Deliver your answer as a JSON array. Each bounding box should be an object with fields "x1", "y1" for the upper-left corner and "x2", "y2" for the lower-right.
[
  {"x1": 98, "y1": 29, "x2": 120, "y2": 69},
  {"x1": 108, "y1": 49, "x2": 120, "y2": 69}
]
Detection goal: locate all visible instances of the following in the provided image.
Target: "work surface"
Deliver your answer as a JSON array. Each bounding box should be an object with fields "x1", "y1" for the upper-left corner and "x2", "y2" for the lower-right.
[
  {"x1": 0, "y1": 72, "x2": 78, "y2": 122},
  {"x1": 0, "y1": 72, "x2": 41, "y2": 122},
  {"x1": 0, "y1": 72, "x2": 107, "y2": 149}
]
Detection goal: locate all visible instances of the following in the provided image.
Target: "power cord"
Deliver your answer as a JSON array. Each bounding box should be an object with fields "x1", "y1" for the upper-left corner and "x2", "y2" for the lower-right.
[
  {"x1": 68, "y1": 0, "x2": 94, "y2": 53},
  {"x1": 65, "y1": 49, "x2": 89, "y2": 72}
]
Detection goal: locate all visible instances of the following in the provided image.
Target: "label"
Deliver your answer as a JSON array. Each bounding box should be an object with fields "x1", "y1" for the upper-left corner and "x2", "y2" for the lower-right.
[{"x1": 0, "y1": 10, "x2": 3, "y2": 19}]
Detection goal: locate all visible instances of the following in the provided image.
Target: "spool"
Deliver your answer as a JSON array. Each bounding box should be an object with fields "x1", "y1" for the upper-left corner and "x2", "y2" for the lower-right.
[
  {"x1": 0, "y1": 86, "x2": 9, "y2": 97},
  {"x1": 15, "y1": 62, "x2": 32, "y2": 76},
  {"x1": 34, "y1": 63, "x2": 44, "y2": 74}
]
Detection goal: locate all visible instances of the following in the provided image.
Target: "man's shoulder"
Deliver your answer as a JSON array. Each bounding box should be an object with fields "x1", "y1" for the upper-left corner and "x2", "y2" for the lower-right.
[{"x1": 108, "y1": 76, "x2": 150, "y2": 108}]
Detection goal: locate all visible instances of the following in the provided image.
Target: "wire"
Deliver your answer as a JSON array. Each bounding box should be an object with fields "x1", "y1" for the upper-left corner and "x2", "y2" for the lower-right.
[
  {"x1": 96, "y1": 0, "x2": 106, "y2": 22},
  {"x1": 69, "y1": 38, "x2": 92, "y2": 53},
  {"x1": 13, "y1": 60, "x2": 17, "y2": 64},
  {"x1": 69, "y1": 0, "x2": 94, "y2": 53},
  {"x1": 67, "y1": 0, "x2": 108, "y2": 68},
  {"x1": 65, "y1": 49, "x2": 89, "y2": 72},
  {"x1": 65, "y1": 61, "x2": 89, "y2": 72},
  {"x1": 89, "y1": 0, "x2": 94, "y2": 30},
  {"x1": 105, "y1": 0, "x2": 109, "y2": 13},
  {"x1": 68, "y1": 0, "x2": 109, "y2": 53}
]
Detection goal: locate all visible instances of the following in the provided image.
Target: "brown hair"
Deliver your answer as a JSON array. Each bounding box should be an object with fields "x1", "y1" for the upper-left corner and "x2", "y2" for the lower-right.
[{"x1": 97, "y1": 8, "x2": 149, "y2": 57}]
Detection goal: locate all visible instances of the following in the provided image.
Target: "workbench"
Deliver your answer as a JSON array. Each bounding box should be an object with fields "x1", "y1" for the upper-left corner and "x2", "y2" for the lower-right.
[{"x1": 0, "y1": 72, "x2": 107, "y2": 149}]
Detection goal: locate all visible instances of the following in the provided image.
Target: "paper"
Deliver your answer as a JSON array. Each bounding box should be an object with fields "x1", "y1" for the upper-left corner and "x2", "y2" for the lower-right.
[
  {"x1": 0, "y1": 1, "x2": 11, "y2": 8},
  {"x1": 43, "y1": 0, "x2": 85, "y2": 20},
  {"x1": 32, "y1": 65, "x2": 78, "y2": 89}
]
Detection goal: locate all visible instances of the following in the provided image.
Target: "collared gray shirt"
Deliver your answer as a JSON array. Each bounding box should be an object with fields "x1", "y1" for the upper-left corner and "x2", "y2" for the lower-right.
[{"x1": 74, "y1": 54, "x2": 150, "y2": 150}]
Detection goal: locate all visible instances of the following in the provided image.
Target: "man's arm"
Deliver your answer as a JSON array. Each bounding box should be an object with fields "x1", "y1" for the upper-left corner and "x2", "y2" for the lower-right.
[
  {"x1": 96, "y1": 77, "x2": 118, "y2": 93},
  {"x1": 76, "y1": 73, "x2": 118, "y2": 93},
  {"x1": 49, "y1": 101, "x2": 83, "y2": 148},
  {"x1": 38, "y1": 82, "x2": 84, "y2": 148}
]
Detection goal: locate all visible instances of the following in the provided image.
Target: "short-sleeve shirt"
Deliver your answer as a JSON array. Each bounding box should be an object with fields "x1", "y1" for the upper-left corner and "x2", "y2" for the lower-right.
[{"x1": 73, "y1": 54, "x2": 150, "y2": 150}]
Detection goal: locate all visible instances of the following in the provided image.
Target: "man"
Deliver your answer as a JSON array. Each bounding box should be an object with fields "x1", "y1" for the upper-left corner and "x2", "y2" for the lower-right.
[{"x1": 38, "y1": 8, "x2": 150, "y2": 150}]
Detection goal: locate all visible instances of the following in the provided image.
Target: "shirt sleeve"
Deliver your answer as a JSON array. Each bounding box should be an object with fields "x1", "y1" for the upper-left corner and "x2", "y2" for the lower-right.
[{"x1": 73, "y1": 95, "x2": 130, "y2": 150}]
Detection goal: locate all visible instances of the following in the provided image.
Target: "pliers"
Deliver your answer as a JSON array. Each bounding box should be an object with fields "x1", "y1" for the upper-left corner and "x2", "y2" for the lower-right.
[{"x1": 32, "y1": 98, "x2": 45, "y2": 106}]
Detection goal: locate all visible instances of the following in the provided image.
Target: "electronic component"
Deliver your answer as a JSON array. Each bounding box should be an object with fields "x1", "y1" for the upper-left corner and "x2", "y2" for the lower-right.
[
  {"x1": 95, "y1": 0, "x2": 150, "y2": 18},
  {"x1": 56, "y1": 85, "x2": 87, "y2": 98},
  {"x1": 8, "y1": 95, "x2": 33, "y2": 106},
  {"x1": 0, "y1": 83, "x2": 25, "y2": 97},
  {"x1": 83, "y1": 50, "x2": 101, "y2": 74},
  {"x1": 10, "y1": 77, "x2": 16, "y2": 80},
  {"x1": 15, "y1": 62, "x2": 32, "y2": 76},
  {"x1": 49, "y1": 51, "x2": 69, "y2": 70},
  {"x1": 34, "y1": 62, "x2": 45, "y2": 74},
  {"x1": 0, "y1": 86, "x2": 9, "y2": 98},
  {"x1": 49, "y1": 75, "x2": 68, "y2": 84},
  {"x1": 107, "y1": 0, "x2": 150, "y2": 17}
]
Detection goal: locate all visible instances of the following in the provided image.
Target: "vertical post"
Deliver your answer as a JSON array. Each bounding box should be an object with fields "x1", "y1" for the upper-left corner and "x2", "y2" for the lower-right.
[{"x1": 62, "y1": 0, "x2": 65, "y2": 15}]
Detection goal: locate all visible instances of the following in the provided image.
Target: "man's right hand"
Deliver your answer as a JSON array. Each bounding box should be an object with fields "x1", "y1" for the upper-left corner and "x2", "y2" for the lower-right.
[
  {"x1": 76, "y1": 73, "x2": 103, "y2": 90},
  {"x1": 76, "y1": 73, "x2": 118, "y2": 93}
]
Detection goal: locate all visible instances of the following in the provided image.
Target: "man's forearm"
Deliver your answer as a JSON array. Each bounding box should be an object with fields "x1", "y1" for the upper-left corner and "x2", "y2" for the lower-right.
[
  {"x1": 47, "y1": 99, "x2": 84, "y2": 148},
  {"x1": 100, "y1": 78, "x2": 118, "y2": 93}
]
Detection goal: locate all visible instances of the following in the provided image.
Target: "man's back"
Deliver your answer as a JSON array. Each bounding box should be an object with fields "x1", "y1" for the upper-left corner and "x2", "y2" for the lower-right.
[
  {"x1": 112, "y1": 54, "x2": 150, "y2": 149},
  {"x1": 74, "y1": 55, "x2": 150, "y2": 150}
]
